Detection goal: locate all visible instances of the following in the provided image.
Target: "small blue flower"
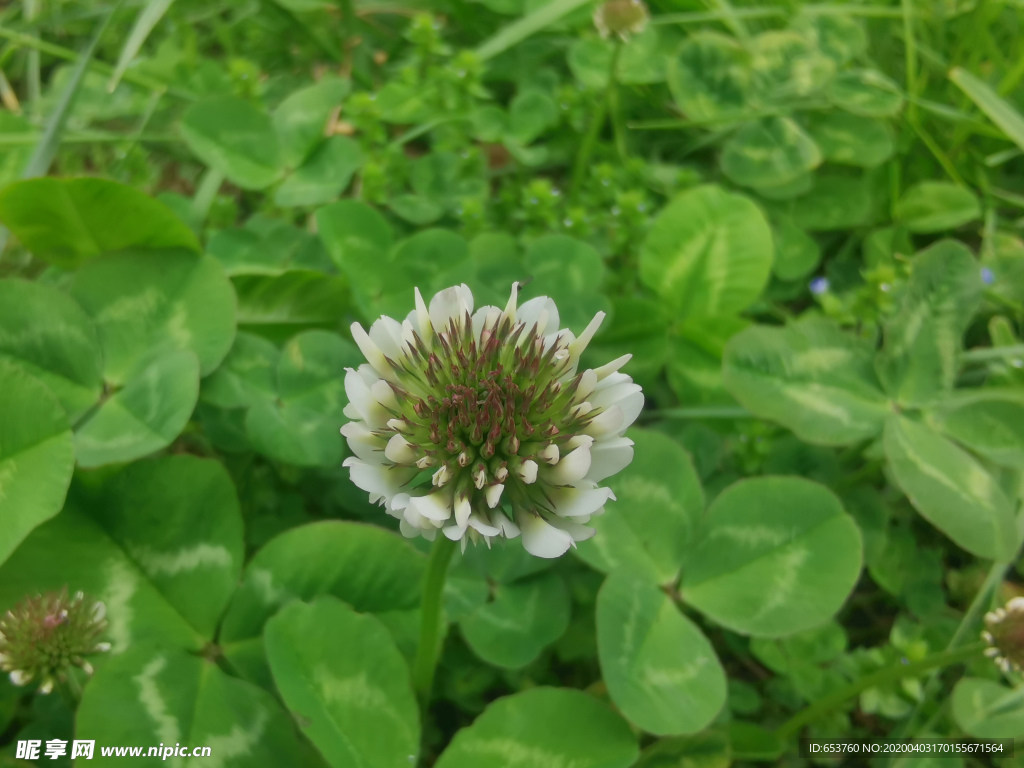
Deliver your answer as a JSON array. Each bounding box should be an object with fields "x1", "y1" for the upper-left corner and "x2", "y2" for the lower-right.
[
  {"x1": 981, "y1": 267, "x2": 996, "y2": 285},
  {"x1": 809, "y1": 277, "x2": 829, "y2": 295}
]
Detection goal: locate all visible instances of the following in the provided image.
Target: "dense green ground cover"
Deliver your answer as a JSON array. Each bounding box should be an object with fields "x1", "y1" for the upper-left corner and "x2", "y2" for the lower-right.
[{"x1": 1, "y1": 0, "x2": 1024, "y2": 765}]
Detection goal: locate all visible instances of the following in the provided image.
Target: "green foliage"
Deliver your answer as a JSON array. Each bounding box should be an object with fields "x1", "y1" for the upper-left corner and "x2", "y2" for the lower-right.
[
  {"x1": 1, "y1": 0, "x2": 1024, "y2": 762},
  {"x1": 265, "y1": 597, "x2": 420, "y2": 766}
]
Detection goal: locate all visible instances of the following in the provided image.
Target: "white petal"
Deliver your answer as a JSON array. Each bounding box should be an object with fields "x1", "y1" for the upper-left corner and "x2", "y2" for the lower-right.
[
  {"x1": 550, "y1": 486, "x2": 616, "y2": 517},
  {"x1": 502, "y1": 282, "x2": 520, "y2": 324},
  {"x1": 432, "y1": 465, "x2": 451, "y2": 487},
  {"x1": 494, "y1": 512, "x2": 520, "y2": 538},
  {"x1": 518, "y1": 513, "x2": 573, "y2": 558},
  {"x1": 575, "y1": 369, "x2": 597, "y2": 400},
  {"x1": 39, "y1": 679, "x2": 54, "y2": 695},
  {"x1": 401, "y1": 519, "x2": 434, "y2": 539},
  {"x1": 344, "y1": 369, "x2": 390, "y2": 428},
  {"x1": 516, "y1": 296, "x2": 559, "y2": 337},
  {"x1": 593, "y1": 354, "x2": 632, "y2": 380},
  {"x1": 548, "y1": 444, "x2": 592, "y2": 484},
  {"x1": 9, "y1": 670, "x2": 31, "y2": 686},
  {"x1": 341, "y1": 422, "x2": 387, "y2": 463},
  {"x1": 467, "y1": 514, "x2": 501, "y2": 537},
  {"x1": 619, "y1": 391, "x2": 645, "y2": 432},
  {"x1": 429, "y1": 284, "x2": 474, "y2": 333},
  {"x1": 369, "y1": 315, "x2": 406, "y2": 361},
  {"x1": 566, "y1": 434, "x2": 595, "y2": 451},
  {"x1": 385, "y1": 434, "x2": 417, "y2": 464},
  {"x1": 567, "y1": 311, "x2": 605, "y2": 362},
  {"x1": 371, "y1": 379, "x2": 399, "y2": 412},
  {"x1": 455, "y1": 493, "x2": 472, "y2": 527},
  {"x1": 547, "y1": 515, "x2": 596, "y2": 543},
  {"x1": 443, "y1": 525, "x2": 468, "y2": 541},
  {"x1": 344, "y1": 458, "x2": 414, "y2": 499},
  {"x1": 584, "y1": 405, "x2": 624, "y2": 437},
  {"x1": 351, "y1": 322, "x2": 395, "y2": 380},
  {"x1": 586, "y1": 437, "x2": 634, "y2": 482},
  {"x1": 591, "y1": 378, "x2": 643, "y2": 413},
  {"x1": 571, "y1": 401, "x2": 593, "y2": 418},
  {"x1": 414, "y1": 287, "x2": 432, "y2": 339},
  {"x1": 518, "y1": 459, "x2": 538, "y2": 484},
  {"x1": 486, "y1": 483, "x2": 505, "y2": 508},
  {"x1": 471, "y1": 306, "x2": 502, "y2": 343},
  {"x1": 408, "y1": 491, "x2": 453, "y2": 522},
  {"x1": 538, "y1": 443, "x2": 559, "y2": 464}
]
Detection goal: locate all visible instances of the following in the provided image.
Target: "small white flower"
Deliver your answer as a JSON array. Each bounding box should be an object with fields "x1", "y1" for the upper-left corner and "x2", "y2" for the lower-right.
[
  {"x1": 593, "y1": 0, "x2": 649, "y2": 40},
  {"x1": 340, "y1": 284, "x2": 643, "y2": 558}
]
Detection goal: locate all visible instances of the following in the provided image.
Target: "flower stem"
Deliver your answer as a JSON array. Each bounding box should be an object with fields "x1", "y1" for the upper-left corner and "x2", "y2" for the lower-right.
[
  {"x1": 58, "y1": 670, "x2": 84, "y2": 709},
  {"x1": 570, "y1": 41, "x2": 623, "y2": 203},
  {"x1": 642, "y1": 406, "x2": 754, "y2": 420},
  {"x1": 775, "y1": 642, "x2": 986, "y2": 740},
  {"x1": 888, "y1": 508, "x2": 1024, "y2": 747},
  {"x1": 412, "y1": 535, "x2": 457, "y2": 709},
  {"x1": 961, "y1": 344, "x2": 1024, "y2": 364}
]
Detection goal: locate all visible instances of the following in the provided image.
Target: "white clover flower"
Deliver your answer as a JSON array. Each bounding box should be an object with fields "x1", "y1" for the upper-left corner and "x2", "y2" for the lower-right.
[
  {"x1": 341, "y1": 283, "x2": 643, "y2": 558},
  {"x1": 983, "y1": 596, "x2": 1024, "y2": 674},
  {"x1": 593, "y1": 0, "x2": 649, "y2": 41},
  {"x1": 0, "y1": 588, "x2": 110, "y2": 693}
]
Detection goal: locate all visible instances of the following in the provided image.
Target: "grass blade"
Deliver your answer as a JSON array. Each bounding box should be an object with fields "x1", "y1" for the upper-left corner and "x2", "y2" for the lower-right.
[
  {"x1": 0, "y1": 6, "x2": 117, "y2": 256},
  {"x1": 950, "y1": 67, "x2": 1024, "y2": 152},
  {"x1": 24, "y1": 0, "x2": 41, "y2": 115},
  {"x1": 475, "y1": 0, "x2": 594, "y2": 61},
  {"x1": 21, "y1": 8, "x2": 118, "y2": 179},
  {"x1": 108, "y1": 0, "x2": 176, "y2": 93}
]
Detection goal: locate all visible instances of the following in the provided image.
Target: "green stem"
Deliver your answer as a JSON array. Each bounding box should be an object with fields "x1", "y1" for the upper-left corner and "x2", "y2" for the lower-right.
[
  {"x1": 0, "y1": 131, "x2": 180, "y2": 146},
  {"x1": 775, "y1": 642, "x2": 986, "y2": 740},
  {"x1": 961, "y1": 344, "x2": 1024, "y2": 363},
  {"x1": 570, "y1": 41, "x2": 623, "y2": 203},
  {"x1": 191, "y1": 168, "x2": 225, "y2": 226},
  {"x1": 412, "y1": 535, "x2": 457, "y2": 709},
  {"x1": 0, "y1": 27, "x2": 195, "y2": 100},
  {"x1": 643, "y1": 406, "x2": 754, "y2": 420},
  {"x1": 608, "y1": 61, "x2": 627, "y2": 161},
  {"x1": 24, "y1": 0, "x2": 40, "y2": 116},
  {"x1": 891, "y1": 507, "x2": 1024, "y2": 746},
  {"x1": 58, "y1": 669, "x2": 84, "y2": 709}
]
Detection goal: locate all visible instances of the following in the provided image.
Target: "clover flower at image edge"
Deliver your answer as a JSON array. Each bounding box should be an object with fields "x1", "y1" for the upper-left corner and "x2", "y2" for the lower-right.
[
  {"x1": 340, "y1": 283, "x2": 643, "y2": 559},
  {"x1": 983, "y1": 597, "x2": 1024, "y2": 674},
  {"x1": 0, "y1": 588, "x2": 111, "y2": 694}
]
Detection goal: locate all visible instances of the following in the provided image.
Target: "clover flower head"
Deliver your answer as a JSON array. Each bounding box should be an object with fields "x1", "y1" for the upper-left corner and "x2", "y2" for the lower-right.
[
  {"x1": 341, "y1": 284, "x2": 643, "y2": 558},
  {"x1": 0, "y1": 588, "x2": 111, "y2": 694},
  {"x1": 593, "y1": 0, "x2": 649, "y2": 41},
  {"x1": 983, "y1": 597, "x2": 1024, "y2": 674}
]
